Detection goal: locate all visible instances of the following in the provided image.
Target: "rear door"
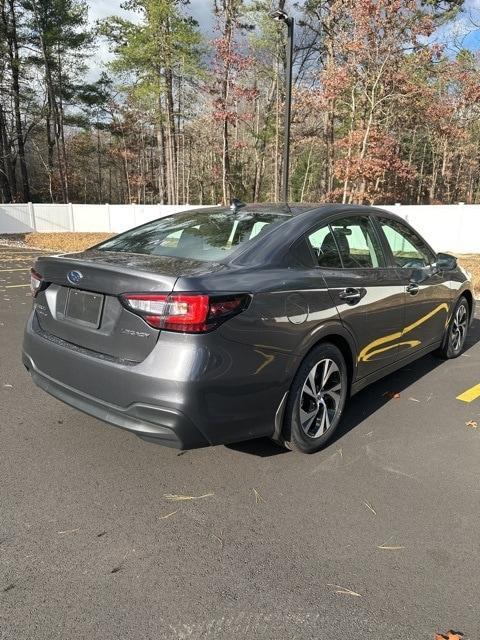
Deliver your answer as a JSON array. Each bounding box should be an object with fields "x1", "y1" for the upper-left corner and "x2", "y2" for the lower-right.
[
  {"x1": 308, "y1": 214, "x2": 405, "y2": 380},
  {"x1": 375, "y1": 216, "x2": 452, "y2": 358}
]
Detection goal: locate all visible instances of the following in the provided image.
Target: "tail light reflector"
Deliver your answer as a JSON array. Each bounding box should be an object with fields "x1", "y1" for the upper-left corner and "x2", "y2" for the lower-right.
[
  {"x1": 30, "y1": 269, "x2": 43, "y2": 297},
  {"x1": 121, "y1": 293, "x2": 250, "y2": 333}
]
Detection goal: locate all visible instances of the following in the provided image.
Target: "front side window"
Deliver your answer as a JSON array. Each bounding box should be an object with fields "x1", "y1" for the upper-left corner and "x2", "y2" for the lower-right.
[
  {"x1": 96, "y1": 208, "x2": 291, "y2": 262},
  {"x1": 379, "y1": 218, "x2": 435, "y2": 268},
  {"x1": 330, "y1": 217, "x2": 383, "y2": 268}
]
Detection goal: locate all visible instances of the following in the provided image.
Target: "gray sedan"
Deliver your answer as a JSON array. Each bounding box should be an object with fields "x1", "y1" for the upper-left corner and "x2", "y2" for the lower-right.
[{"x1": 23, "y1": 203, "x2": 475, "y2": 453}]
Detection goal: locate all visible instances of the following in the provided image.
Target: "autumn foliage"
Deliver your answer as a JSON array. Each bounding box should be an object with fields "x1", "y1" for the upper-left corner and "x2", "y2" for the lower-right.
[{"x1": 1, "y1": 0, "x2": 480, "y2": 206}]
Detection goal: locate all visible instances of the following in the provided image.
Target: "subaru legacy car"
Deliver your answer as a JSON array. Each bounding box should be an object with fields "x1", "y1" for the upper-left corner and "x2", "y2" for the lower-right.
[{"x1": 23, "y1": 204, "x2": 475, "y2": 453}]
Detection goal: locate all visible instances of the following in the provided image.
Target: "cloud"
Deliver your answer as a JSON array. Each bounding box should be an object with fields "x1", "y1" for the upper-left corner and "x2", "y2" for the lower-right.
[
  {"x1": 86, "y1": 0, "x2": 215, "y2": 79},
  {"x1": 88, "y1": 0, "x2": 137, "y2": 22}
]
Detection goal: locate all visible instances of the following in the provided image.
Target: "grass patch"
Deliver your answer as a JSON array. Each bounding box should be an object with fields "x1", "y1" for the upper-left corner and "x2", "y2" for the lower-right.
[
  {"x1": 458, "y1": 255, "x2": 480, "y2": 298},
  {"x1": 1, "y1": 232, "x2": 113, "y2": 253},
  {"x1": 26, "y1": 232, "x2": 112, "y2": 252}
]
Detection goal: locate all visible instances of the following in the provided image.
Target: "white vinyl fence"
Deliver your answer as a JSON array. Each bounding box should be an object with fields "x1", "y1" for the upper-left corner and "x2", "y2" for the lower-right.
[
  {"x1": 0, "y1": 203, "x2": 206, "y2": 235},
  {"x1": 0, "y1": 202, "x2": 479, "y2": 254},
  {"x1": 381, "y1": 204, "x2": 479, "y2": 255}
]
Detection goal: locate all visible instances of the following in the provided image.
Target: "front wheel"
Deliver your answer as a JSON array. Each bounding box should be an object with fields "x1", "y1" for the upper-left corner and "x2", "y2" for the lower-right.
[
  {"x1": 437, "y1": 296, "x2": 470, "y2": 359},
  {"x1": 282, "y1": 343, "x2": 348, "y2": 453}
]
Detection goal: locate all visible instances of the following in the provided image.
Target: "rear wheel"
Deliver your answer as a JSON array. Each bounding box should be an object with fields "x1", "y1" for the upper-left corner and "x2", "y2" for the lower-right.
[
  {"x1": 282, "y1": 343, "x2": 348, "y2": 453},
  {"x1": 437, "y1": 295, "x2": 470, "y2": 359}
]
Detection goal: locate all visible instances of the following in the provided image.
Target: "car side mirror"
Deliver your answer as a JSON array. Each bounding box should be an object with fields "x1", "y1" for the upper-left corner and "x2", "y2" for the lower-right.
[
  {"x1": 436, "y1": 252, "x2": 457, "y2": 272},
  {"x1": 410, "y1": 267, "x2": 429, "y2": 284}
]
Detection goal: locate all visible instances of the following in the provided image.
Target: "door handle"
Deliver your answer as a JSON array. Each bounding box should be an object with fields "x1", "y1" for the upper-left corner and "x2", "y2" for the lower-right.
[
  {"x1": 339, "y1": 288, "x2": 362, "y2": 305},
  {"x1": 406, "y1": 282, "x2": 419, "y2": 295}
]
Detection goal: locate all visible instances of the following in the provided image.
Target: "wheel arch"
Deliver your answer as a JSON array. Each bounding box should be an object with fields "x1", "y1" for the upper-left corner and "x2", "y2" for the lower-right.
[
  {"x1": 319, "y1": 334, "x2": 355, "y2": 390},
  {"x1": 272, "y1": 324, "x2": 357, "y2": 445},
  {"x1": 461, "y1": 288, "x2": 474, "y2": 320},
  {"x1": 296, "y1": 322, "x2": 358, "y2": 388}
]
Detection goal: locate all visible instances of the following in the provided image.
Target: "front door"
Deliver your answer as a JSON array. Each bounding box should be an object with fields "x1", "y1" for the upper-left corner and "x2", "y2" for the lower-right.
[
  {"x1": 376, "y1": 216, "x2": 452, "y2": 359},
  {"x1": 308, "y1": 214, "x2": 406, "y2": 379}
]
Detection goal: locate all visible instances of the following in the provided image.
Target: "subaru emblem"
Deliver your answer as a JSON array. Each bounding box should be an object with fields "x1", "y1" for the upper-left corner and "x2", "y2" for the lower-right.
[{"x1": 67, "y1": 270, "x2": 83, "y2": 285}]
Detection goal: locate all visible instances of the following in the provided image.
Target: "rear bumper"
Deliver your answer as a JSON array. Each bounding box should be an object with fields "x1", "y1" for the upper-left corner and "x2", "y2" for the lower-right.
[
  {"x1": 23, "y1": 311, "x2": 293, "y2": 448},
  {"x1": 22, "y1": 353, "x2": 209, "y2": 449}
]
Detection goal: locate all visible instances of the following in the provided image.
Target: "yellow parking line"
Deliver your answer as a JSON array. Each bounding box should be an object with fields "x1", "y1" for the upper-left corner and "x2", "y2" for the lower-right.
[
  {"x1": 5, "y1": 283, "x2": 29, "y2": 289},
  {"x1": 457, "y1": 383, "x2": 480, "y2": 403}
]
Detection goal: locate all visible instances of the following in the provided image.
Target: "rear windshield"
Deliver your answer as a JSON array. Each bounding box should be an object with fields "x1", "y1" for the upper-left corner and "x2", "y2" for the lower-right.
[{"x1": 95, "y1": 208, "x2": 291, "y2": 262}]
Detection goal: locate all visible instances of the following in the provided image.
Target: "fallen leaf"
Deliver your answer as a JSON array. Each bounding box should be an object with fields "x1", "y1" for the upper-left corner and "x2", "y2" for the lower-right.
[
  {"x1": 383, "y1": 391, "x2": 400, "y2": 399},
  {"x1": 327, "y1": 583, "x2": 362, "y2": 597},
  {"x1": 58, "y1": 528, "x2": 79, "y2": 535},
  {"x1": 212, "y1": 530, "x2": 225, "y2": 549},
  {"x1": 363, "y1": 501, "x2": 376, "y2": 515},
  {"x1": 435, "y1": 631, "x2": 464, "y2": 640},
  {"x1": 158, "y1": 511, "x2": 177, "y2": 520},
  {"x1": 253, "y1": 488, "x2": 265, "y2": 504},
  {"x1": 378, "y1": 544, "x2": 405, "y2": 550},
  {"x1": 465, "y1": 420, "x2": 478, "y2": 429},
  {"x1": 164, "y1": 493, "x2": 214, "y2": 502}
]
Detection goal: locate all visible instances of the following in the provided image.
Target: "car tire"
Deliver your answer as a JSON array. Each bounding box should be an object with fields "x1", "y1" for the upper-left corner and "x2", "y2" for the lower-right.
[
  {"x1": 437, "y1": 295, "x2": 470, "y2": 359},
  {"x1": 282, "y1": 342, "x2": 348, "y2": 453}
]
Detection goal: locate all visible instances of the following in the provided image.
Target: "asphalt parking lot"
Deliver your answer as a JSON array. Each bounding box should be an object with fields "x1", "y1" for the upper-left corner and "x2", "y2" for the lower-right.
[{"x1": 1, "y1": 244, "x2": 479, "y2": 640}]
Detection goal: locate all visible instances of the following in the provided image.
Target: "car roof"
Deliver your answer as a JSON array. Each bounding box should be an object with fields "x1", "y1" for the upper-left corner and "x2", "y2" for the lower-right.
[
  {"x1": 180, "y1": 201, "x2": 404, "y2": 221},
  {"x1": 228, "y1": 203, "x2": 428, "y2": 266}
]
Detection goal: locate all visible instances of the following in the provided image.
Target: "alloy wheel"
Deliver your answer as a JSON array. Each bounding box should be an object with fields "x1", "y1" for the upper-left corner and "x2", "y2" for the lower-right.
[
  {"x1": 299, "y1": 358, "x2": 343, "y2": 438},
  {"x1": 451, "y1": 303, "x2": 468, "y2": 353}
]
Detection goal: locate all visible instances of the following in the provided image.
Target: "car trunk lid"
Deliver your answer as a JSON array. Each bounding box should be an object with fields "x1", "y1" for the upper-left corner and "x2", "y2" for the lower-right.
[{"x1": 32, "y1": 250, "x2": 220, "y2": 362}]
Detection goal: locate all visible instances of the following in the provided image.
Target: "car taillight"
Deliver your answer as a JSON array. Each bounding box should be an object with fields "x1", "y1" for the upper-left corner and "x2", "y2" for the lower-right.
[
  {"x1": 121, "y1": 293, "x2": 250, "y2": 333},
  {"x1": 30, "y1": 269, "x2": 42, "y2": 297}
]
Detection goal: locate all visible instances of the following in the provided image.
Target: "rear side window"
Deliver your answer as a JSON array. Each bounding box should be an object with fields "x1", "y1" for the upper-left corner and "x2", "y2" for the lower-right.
[
  {"x1": 308, "y1": 226, "x2": 342, "y2": 268},
  {"x1": 308, "y1": 216, "x2": 384, "y2": 269},
  {"x1": 96, "y1": 209, "x2": 291, "y2": 262}
]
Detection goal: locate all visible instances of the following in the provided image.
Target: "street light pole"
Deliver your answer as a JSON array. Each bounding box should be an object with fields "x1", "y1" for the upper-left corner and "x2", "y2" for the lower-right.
[
  {"x1": 282, "y1": 16, "x2": 294, "y2": 204},
  {"x1": 271, "y1": 7, "x2": 294, "y2": 203}
]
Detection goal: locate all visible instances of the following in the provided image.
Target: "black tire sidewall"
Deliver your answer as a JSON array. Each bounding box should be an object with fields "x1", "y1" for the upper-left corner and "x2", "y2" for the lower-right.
[
  {"x1": 283, "y1": 343, "x2": 348, "y2": 453},
  {"x1": 445, "y1": 296, "x2": 469, "y2": 358}
]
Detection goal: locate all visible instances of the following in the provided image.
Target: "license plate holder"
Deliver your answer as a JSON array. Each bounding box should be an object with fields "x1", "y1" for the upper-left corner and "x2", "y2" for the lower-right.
[{"x1": 65, "y1": 289, "x2": 104, "y2": 328}]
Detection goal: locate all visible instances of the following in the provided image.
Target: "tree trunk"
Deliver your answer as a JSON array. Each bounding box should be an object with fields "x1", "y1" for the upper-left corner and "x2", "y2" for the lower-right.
[
  {"x1": 5, "y1": 0, "x2": 30, "y2": 201},
  {"x1": 342, "y1": 88, "x2": 356, "y2": 204},
  {"x1": 164, "y1": 67, "x2": 177, "y2": 204},
  {"x1": 300, "y1": 147, "x2": 313, "y2": 202},
  {"x1": 416, "y1": 142, "x2": 427, "y2": 204},
  {"x1": 31, "y1": 0, "x2": 67, "y2": 202},
  {"x1": 45, "y1": 100, "x2": 55, "y2": 201},
  {"x1": 96, "y1": 122, "x2": 102, "y2": 203},
  {"x1": 56, "y1": 48, "x2": 69, "y2": 201},
  {"x1": 252, "y1": 79, "x2": 276, "y2": 202},
  {"x1": 157, "y1": 94, "x2": 168, "y2": 204},
  {"x1": 323, "y1": 10, "x2": 335, "y2": 196},
  {"x1": 0, "y1": 104, "x2": 14, "y2": 202}
]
